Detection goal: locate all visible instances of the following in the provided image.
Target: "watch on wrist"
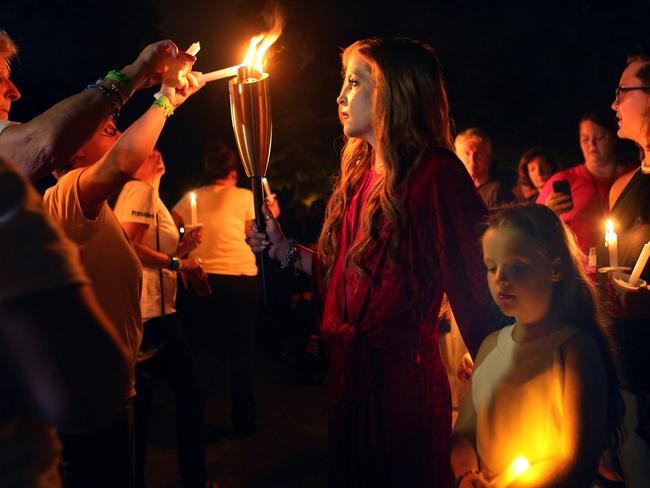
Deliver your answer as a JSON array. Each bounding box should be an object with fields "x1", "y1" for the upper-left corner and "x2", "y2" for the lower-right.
[{"x1": 168, "y1": 254, "x2": 181, "y2": 271}]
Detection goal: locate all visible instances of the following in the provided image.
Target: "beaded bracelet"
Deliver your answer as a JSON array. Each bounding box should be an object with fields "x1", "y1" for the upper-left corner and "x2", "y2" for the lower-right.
[
  {"x1": 280, "y1": 238, "x2": 301, "y2": 270},
  {"x1": 152, "y1": 95, "x2": 174, "y2": 118},
  {"x1": 105, "y1": 70, "x2": 133, "y2": 93},
  {"x1": 85, "y1": 68, "x2": 133, "y2": 120},
  {"x1": 86, "y1": 82, "x2": 123, "y2": 120}
]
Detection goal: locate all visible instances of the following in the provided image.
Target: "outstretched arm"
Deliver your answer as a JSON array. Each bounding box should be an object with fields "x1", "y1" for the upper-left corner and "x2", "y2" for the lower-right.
[
  {"x1": 0, "y1": 40, "x2": 193, "y2": 181},
  {"x1": 433, "y1": 155, "x2": 495, "y2": 358},
  {"x1": 77, "y1": 74, "x2": 204, "y2": 218}
]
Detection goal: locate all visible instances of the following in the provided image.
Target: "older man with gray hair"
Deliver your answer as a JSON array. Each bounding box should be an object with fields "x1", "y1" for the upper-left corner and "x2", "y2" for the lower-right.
[{"x1": 454, "y1": 127, "x2": 514, "y2": 209}]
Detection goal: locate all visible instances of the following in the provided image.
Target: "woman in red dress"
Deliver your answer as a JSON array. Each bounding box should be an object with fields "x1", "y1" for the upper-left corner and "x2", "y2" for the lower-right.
[{"x1": 247, "y1": 37, "x2": 494, "y2": 487}]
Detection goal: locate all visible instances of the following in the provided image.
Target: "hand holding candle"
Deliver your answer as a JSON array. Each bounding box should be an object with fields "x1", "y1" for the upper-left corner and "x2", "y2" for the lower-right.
[
  {"x1": 629, "y1": 240, "x2": 650, "y2": 284},
  {"x1": 189, "y1": 191, "x2": 198, "y2": 226},
  {"x1": 161, "y1": 49, "x2": 196, "y2": 90},
  {"x1": 185, "y1": 42, "x2": 201, "y2": 56},
  {"x1": 605, "y1": 219, "x2": 618, "y2": 268}
]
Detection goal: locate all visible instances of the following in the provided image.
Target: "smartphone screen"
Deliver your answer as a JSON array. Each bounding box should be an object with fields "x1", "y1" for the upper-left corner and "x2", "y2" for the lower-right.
[{"x1": 552, "y1": 180, "x2": 572, "y2": 197}]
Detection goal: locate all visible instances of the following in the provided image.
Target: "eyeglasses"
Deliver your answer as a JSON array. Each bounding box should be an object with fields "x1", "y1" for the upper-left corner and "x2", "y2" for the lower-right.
[{"x1": 615, "y1": 86, "x2": 650, "y2": 102}]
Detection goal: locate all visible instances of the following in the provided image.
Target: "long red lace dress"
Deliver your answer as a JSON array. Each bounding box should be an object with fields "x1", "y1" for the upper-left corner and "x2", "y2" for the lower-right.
[{"x1": 318, "y1": 148, "x2": 494, "y2": 487}]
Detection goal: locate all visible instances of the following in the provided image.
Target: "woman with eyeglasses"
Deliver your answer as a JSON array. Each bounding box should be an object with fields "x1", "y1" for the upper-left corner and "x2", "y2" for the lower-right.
[
  {"x1": 536, "y1": 111, "x2": 633, "y2": 261},
  {"x1": 605, "y1": 49, "x2": 650, "y2": 488}
]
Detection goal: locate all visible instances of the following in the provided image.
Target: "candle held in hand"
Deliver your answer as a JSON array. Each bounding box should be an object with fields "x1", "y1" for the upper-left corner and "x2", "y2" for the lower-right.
[
  {"x1": 605, "y1": 219, "x2": 618, "y2": 268},
  {"x1": 190, "y1": 191, "x2": 198, "y2": 226},
  {"x1": 199, "y1": 66, "x2": 240, "y2": 83},
  {"x1": 186, "y1": 42, "x2": 201, "y2": 56},
  {"x1": 629, "y1": 240, "x2": 650, "y2": 284},
  {"x1": 262, "y1": 177, "x2": 275, "y2": 204}
]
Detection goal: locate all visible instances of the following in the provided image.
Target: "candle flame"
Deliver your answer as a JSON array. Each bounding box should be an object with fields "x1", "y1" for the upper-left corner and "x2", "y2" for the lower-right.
[
  {"x1": 606, "y1": 219, "x2": 614, "y2": 233},
  {"x1": 510, "y1": 455, "x2": 530, "y2": 477},
  {"x1": 190, "y1": 192, "x2": 197, "y2": 205},
  {"x1": 241, "y1": 11, "x2": 284, "y2": 75}
]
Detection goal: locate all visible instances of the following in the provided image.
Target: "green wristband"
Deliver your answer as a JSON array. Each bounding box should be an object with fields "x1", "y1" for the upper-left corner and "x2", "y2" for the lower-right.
[
  {"x1": 105, "y1": 70, "x2": 133, "y2": 92},
  {"x1": 152, "y1": 95, "x2": 174, "y2": 118}
]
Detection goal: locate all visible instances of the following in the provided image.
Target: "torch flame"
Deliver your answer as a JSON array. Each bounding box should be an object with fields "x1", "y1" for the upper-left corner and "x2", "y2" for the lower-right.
[
  {"x1": 241, "y1": 12, "x2": 283, "y2": 75},
  {"x1": 606, "y1": 219, "x2": 614, "y2": 233}
]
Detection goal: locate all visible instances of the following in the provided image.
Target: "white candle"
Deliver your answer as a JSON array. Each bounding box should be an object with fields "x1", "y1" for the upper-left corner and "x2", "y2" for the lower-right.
[
  {"x1": 488, "y1": 455, "x2": 530, "y2": 488},
  {"x1": 185, "y1": 42, "x2": 201, "y2": 56},
  {"x1": 629, "y1": 240, "x2": 650, "y2": 284},
  {"x1": 198, "y1": 65, "x2": 240, "y2": 83},
  {"x1": 262, "y1": 177, "x2": 274, "y2": 204},
  {"x1": 189, "y1": 191, "x2": 198, "y2": 226},
  {"x1": 605, "y1": 219, "x2": 618, "y2": 268}
]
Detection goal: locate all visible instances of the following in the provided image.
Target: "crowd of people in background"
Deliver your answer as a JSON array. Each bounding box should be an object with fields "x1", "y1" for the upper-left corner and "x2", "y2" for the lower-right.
[{"x1": 1, "y1": 24, "x2": 649, "y2": 488}]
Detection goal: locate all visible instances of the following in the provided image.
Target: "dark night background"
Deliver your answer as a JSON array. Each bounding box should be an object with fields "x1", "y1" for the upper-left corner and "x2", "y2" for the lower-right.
[
  {"x1": 3, "y1": 2, "x2": 650, "y2": 485},
  {"x1": 2, "y1": 1, "x2": 649, "y2": 205}
]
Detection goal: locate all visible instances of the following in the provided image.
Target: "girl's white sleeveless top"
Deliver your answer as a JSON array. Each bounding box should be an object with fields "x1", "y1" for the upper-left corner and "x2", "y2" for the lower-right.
[{"x1": 472, "y1": 323, "x2": 581, "y2": 480}]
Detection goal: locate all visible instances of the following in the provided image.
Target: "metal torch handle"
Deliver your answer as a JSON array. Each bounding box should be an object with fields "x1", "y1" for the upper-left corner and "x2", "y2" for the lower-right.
[{"x1": 251, "y1": 176, "x2": 270, "y2": 306}]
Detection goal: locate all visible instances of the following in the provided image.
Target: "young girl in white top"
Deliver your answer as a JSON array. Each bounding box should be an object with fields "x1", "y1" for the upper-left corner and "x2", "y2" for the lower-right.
[{"x1": 451, "y1": 204, "x2": 624, "y2": 487}]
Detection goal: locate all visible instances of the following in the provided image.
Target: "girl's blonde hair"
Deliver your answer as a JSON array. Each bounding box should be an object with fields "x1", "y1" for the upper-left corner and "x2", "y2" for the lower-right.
[
  {"x1": 486, "y1": 204, "x2": 625, "y2": 449},
  {"x1": 318, "y1": 38, "x2": 453, "y2": 284}
]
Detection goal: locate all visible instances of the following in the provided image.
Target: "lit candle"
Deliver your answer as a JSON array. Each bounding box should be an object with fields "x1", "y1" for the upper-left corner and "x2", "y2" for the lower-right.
[
  {"x1": 488, "y1": 455, "x2": 530, "y2": 488},
  {"x1": 605, "y1": 219, "x2": 618, "y2": 268},
  {"x1": 189, "y1": 191, "x2": 198, "y2": 226},
  {"x1": 262, "y1": 177, "x2": 274, "y2": 204},
  {"x1": 186, "y1": 42, "x2": 201, "y2": 56},
  {"x1": 199, "y1": 65, "x2": 240, "y2": 83},
  {"x1": 629, "y1": 240, "x2": 650, "y2": 284}
]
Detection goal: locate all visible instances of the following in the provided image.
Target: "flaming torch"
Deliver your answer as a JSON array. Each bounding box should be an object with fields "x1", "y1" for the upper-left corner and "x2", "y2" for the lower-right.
[{"x1": 229, "y1": 25, "x2": 281, "y2": 305}]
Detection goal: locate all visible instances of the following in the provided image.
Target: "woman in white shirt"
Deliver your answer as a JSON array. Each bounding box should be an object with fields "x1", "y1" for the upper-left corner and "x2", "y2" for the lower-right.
[{"x1": 114, "y1": 149, "x2": 216, "y2": 488}]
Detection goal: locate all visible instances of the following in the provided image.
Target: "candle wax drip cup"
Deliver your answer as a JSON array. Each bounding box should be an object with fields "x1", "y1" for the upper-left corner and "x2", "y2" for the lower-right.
[
  {"x1": 597, "y1": 266, "x2": 631, "y2": 274},
  {"x1": 612, "y1": 272, "x2": 647, "y2": 295}
]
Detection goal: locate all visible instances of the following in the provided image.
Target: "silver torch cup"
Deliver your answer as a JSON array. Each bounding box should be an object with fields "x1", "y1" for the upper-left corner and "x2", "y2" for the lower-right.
[{"x1": 229, "y1": 66, "x2": 272, "y2": 305}]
